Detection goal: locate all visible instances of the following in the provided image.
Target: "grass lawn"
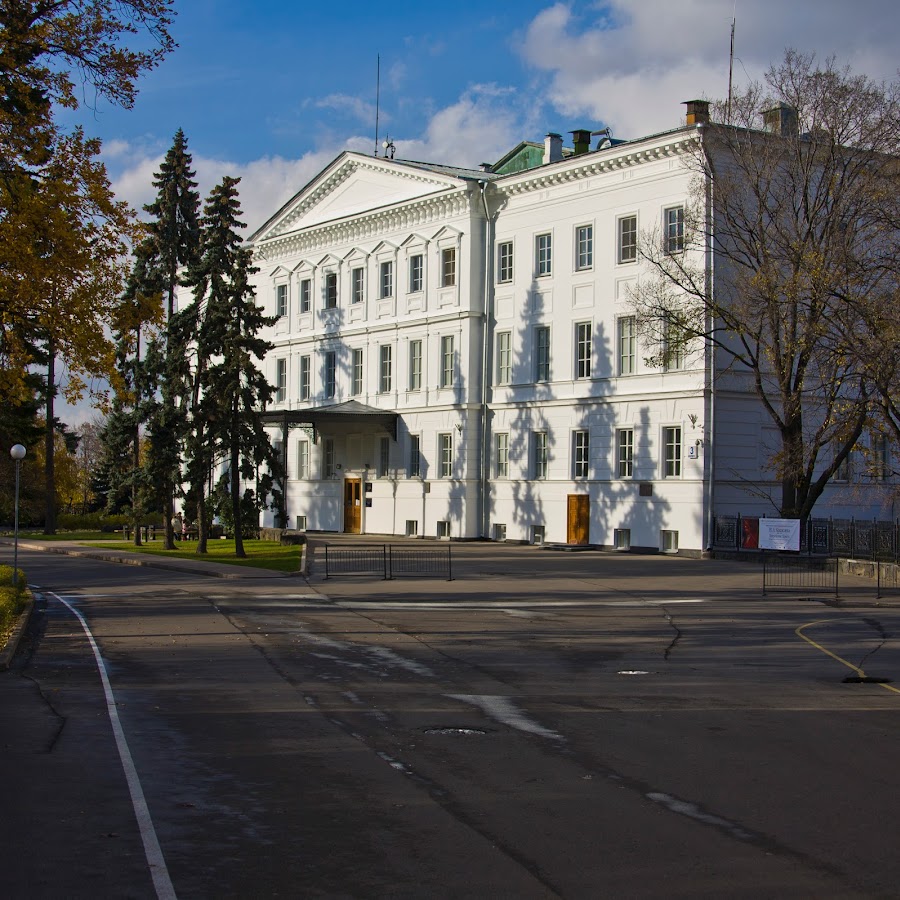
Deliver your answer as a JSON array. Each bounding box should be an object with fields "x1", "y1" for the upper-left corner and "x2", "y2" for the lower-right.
[
  {"x1": 1, "y1": 565, "x2": 29, "y2": 645},
  {"x1": 91, "y1": 538, "x2": 302, "y2": 572}
]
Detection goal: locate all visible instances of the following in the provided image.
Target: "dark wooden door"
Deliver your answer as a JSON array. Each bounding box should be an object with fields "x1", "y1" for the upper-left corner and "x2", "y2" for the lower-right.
[
  {"x1": 343, "y1": 478, "x2": 362, "y2": 533},
  {"x1": 567, "y1": 494, "x2": 589, "y2": 545}
]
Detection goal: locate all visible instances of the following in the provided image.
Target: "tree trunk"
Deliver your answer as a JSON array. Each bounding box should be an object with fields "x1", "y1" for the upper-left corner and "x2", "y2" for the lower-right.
[
  {"x1": 44, "y1": 347, "x2": 57, "y2": 534},
  {"x1": 231, "y1": 417, "x2": 245, "y2": 558},
  {"x1": 163, "y1": 487, "x2": 176, "y2": 550},
  {"x1": 196, "y1": 482, "x2": 208, "y2": 554}
]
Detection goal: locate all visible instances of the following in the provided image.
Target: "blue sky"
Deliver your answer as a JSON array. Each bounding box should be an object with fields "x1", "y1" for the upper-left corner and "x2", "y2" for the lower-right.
[
  {"x1": 56, "y1": 0, "x2": 900, "y2": 422},
  {"x1": 68, "y1": 0, "x2": 899, "y2": 234}
]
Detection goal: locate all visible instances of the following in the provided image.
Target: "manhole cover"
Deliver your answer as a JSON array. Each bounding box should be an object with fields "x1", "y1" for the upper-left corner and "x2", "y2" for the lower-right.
[{"x1": 423, "y1": 726, "x2": 488, "y2": 736}]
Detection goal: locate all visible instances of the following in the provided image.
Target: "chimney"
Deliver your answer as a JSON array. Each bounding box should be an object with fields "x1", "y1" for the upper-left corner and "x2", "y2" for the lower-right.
[
  {"x1": 570, "y1": 129, "x2": 591, "y2": 155},
  {"x1": 543, "y1": 132, "x2": 563, "y2": 164},
  {"x1": 763, "y1": 103, "x2": 798, "y2": 137},
  {"x1": 684, "y1": 99, "x2": 710, "y2": 126}
]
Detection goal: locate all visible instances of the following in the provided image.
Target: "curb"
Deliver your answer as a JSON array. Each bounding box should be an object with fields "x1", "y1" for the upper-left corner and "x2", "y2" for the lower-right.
[{"x1": 0, "y1": 592, "x2": 34, "y2": 670}]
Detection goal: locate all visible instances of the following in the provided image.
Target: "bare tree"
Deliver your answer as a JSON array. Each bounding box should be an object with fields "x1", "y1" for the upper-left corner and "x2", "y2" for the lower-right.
[{"x1": 630, "y1": 50, "x2": 900, "y2": 520}]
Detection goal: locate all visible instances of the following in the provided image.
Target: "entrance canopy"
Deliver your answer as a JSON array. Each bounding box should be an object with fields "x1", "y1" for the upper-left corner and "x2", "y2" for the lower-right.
[{"x1": 260, "y1": 400, "x2": 398, "y2": 443}]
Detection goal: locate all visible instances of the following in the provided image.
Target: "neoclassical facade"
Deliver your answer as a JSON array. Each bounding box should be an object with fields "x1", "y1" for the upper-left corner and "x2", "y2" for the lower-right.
[{"x1": 248, "y1": 108, "x2": 893, "y2": 553}]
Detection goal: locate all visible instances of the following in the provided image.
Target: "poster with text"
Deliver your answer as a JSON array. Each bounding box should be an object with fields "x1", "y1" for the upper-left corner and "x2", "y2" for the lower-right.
[{"x1": 759, "y1": 518, "x2": 801, "y2": 552}]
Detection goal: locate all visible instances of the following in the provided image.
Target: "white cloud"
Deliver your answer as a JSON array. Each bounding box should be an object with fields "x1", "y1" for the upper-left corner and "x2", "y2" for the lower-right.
[
  {"x1": 518, "y1": 0, "x2": 900, "y2": 138},
  {"x1": 394, "y1": 84, "x2": 534, "y2": 167}
]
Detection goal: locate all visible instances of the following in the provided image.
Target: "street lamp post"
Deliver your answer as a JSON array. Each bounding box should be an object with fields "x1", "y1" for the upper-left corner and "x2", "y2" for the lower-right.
[{"x1": 10, "y1": 444, "x2": 26, "y2": 589}]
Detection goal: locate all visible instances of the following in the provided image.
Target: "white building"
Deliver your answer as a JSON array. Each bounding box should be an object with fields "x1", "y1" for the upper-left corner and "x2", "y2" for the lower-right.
[{"x1": 248, "y1": 102, "x2": 893, "y2": 554}]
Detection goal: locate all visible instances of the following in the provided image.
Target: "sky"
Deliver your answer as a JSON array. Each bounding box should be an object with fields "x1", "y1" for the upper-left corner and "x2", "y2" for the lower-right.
[{"x1": 57, "y1": 0, "x2": 900, "y2": 422}]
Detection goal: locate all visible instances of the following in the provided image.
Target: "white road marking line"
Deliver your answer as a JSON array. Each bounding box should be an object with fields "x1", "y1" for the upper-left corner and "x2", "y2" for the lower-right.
[
  {"x1": 448, "y1": 694, "x2": 563, "y2": 741},
  {"x1": 44, "y1": 590, "x2": 177, "y2": 900}
]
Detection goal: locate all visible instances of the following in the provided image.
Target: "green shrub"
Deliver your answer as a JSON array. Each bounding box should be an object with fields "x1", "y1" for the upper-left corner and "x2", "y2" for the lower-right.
[{"x1": 0, "y1": 565, "x2": 28, "y2": 644}]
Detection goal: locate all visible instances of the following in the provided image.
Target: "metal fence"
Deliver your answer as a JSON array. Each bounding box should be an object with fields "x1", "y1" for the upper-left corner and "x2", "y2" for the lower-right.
[
  {"x1": 762, "y1": 554, "x2": 839, "y2": 597},
  {"x1": 324, "y1": 543, "x2": 453, "y2": 580},
  {"x1": 713, "y1": 515, "x2": 900, "y2": 562}
]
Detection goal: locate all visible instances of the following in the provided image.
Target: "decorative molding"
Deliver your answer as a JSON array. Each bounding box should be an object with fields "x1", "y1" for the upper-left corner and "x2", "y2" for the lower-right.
[
  {"x1": 499, "y1": 136, "x2": 695, "y2": 197},
  {"x1": 254, "y1": 191, "x2": 475, "y2": 264}
]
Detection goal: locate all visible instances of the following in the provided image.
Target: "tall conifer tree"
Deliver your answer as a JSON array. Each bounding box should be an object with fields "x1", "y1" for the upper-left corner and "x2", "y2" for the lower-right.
[
  {"x1": 143, "y1": 130, "x2": 202, "y2": 549},
  {"x1": 186, "y1": 176, "x2": 280, "y2": 556}
]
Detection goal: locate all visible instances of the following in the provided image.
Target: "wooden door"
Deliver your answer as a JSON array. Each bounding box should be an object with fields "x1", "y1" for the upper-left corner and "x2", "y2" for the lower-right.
[
  {"x1": 343, "y1": 478, "x2": 362, "y2": 533},
  {"x1": 567, "y1": 494, "x2": 590, "y2": 545}
]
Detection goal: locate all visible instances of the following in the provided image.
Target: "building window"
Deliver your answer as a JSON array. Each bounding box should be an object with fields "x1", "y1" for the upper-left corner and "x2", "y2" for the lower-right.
[
  {"x1": 379, "y1": 436, "x2": 391, "y2": 477},
  {"x1": 535, "y1": 232, "x2": 552, "y2": 277},
  {"x1": 533, "y1": 432, "x2": 548, "y2": 479},
  {"x1": 297, "y1": 440, "x2": 310, "y2": 479},
  {"x1": 275, "y1": 359, "x2": 286, "y2": 403},
  {"x1": 436, "y1": 520, "x2": 451, "y2": 539},
  {"x1": 441, "y1": 247, "x2": 457, "y2": 287},
  {"x1": 575, "y1": 322, "x2": 591, "y2": 379},
  {"x1": 614, "y1": 528, "x2": 631, "y2": 550},
  {"x1": 495, "y1": 432, "x2": 509, "y2": 478},
  {"x1": 323, "y1": 438, "x2": 335, "y2": 479},
  {"x1": 408, "y1": 339, "x2": 422, "y2": 391},
  {"x1": 380, "y1": 260, "x2": 393, "y2": 298},
  {"x1": 618, "y1": 215, "x2": 637, "y2": 264},
  {"x1": 496, "y1": 331, "x2": 511, "y2": 385},
  {"x1": 665, "y1": 206, "x2": 685, "y2": 254},
  {"x1": 323, "y1": 351, "x2": 336, "y2": 399},
  {"x1": 409, "y1": 254, "x2": 423, "y2": 293},
  {"x1": 406, "y1": 519, "x2": 418, "y2": 537},
  {"x1": 663, "y1": 320, "x2": 684, "y2": 371},
  {"x1": 325, "y1": 272, "x2": 338, "y2": 308},
  {"x1": 351, "y1": 267, "x2": 364, "y2": 304},
  {"x1": 573, "y1": 430, "x2": 589, "y2": 478},
  {"x1": 438, "y1": 433, "x2": 452, "y2": 478},
  {"x1": 351, "y1": 348, "x2": 363, "y2": 396},
  {"x1": 535, "y1": 325, "x2": 551, "y2": 382},
  {"x1": 617, "y1": 429, "x2": 634, "y2": 478},
  {"x1": 299, "y1": 355, "x2": 311, "y2": 401},
  {"x1": 661, "y1": 530, "x2": 679, "y2": 553},
  {"x1": 300, "y1": 278, "x2": 311, "y2": 313},
  {"x1": 618, "y1": 316, "x2": 636, "y2": 376},
  {"x1": 493, "y1": 524, "x2": 507, "y2": 542},
  {"x1": 276, "y1": 283, "x2": 287, "y2": 318},
  {"x1": 833, "y1": 452, "x2": 850, "y2": 482},
  {"x1": 440, "y1": 335, "x2": 455, "y2": 388},
  {"x1": 664, "y1": 426, "x2": 682, "y2": 477},
  {"x1": 575, "y1": 224, "x2": 593, "y2": 270},
  {"x1": 497, "y1": 241, "x2": 513, "y2": 283},
  {"x1": 409, "y1": 434, "x2": 421, "y2": 478},
  {"x1": 379, "y1": 344, "x2": 392, "y2": 393}
]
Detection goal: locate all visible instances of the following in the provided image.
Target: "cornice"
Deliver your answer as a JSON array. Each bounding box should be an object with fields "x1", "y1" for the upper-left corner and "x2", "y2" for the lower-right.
[
  {"x1": 254, "y1": 190, "x2": 476, "y2": 263},
  {"x1": 499, "y1": 135, "x2": 697, "y2": 197}
]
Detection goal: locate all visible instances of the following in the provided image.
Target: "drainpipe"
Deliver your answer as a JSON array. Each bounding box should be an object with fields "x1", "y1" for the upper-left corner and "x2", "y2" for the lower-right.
[
  {"x1": 699, "y1": 125, "x2": 716, "y2": 554},
  {"x1": 478, "y1": 180, "x2": 494, "y2": 539}
]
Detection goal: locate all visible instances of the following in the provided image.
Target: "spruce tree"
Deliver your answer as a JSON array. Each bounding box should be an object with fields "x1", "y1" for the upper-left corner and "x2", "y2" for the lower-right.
[
  {"x1": 143, "y1": 129, "x2": 202, "y2": 549},
  {"x1": 106, "y1": 246, "x2": 164, "y2": 544},
  {"x1": 187, "y1": 176, "x2": 280, "y2": 557}
]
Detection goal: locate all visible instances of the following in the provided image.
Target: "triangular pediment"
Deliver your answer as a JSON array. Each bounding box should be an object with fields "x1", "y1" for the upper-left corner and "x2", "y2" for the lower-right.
[{"x1": 251, "y1": 152, "x2": 467, "y2": 243}]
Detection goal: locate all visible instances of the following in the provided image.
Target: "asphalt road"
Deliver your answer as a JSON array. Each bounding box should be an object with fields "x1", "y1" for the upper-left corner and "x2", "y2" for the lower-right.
[{"x1": 2, "y1": 541, "x2": 900, "y2": 899}]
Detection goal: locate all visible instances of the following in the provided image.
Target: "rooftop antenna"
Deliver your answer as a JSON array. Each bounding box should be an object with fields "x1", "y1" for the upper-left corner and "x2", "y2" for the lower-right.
[
  {"x1": 374, "y1": 54, "x2": 381, "y2": 157},
  {"x1": 726, "y1": 8, "x2": 736, "y2": 123}
]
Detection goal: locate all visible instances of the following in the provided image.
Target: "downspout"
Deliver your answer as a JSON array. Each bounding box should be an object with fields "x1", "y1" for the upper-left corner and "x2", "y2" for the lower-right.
[
  {"x1": 478, "y1": 180, "x2": 494, "y2": 539},
  {"x1": 699, "y1": 125, "x2": 717, "y2": 554}
]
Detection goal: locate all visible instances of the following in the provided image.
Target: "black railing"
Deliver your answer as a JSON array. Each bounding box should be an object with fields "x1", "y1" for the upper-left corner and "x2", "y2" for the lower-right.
[
  {"x1": 762, "y1": 553, "x2": 839, "y2": 596},
  {"x1": 324, "y1": 543, "x2": 452, "y2": 580},
  {"x1": 713, "y1": 515, "x2": 900, "y2": 563}
]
